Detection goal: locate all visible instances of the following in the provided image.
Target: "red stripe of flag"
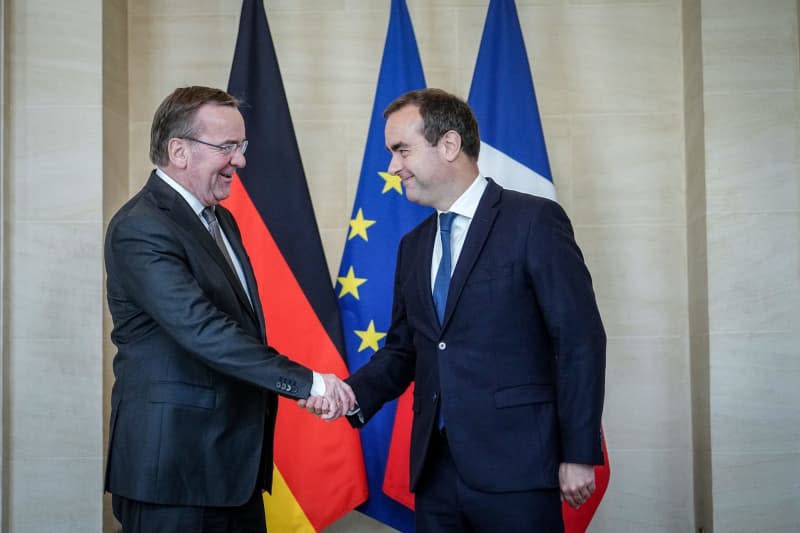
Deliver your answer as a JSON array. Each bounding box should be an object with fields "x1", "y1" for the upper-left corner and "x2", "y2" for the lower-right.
[
  {"x1": 382, "y1": 385, "x2": 414, "y2": 510},
  {"x1": 225, "y1": 176, "x2": 367, "y2": 530},
  {"x1": 226, "y1": 0, "x2": 368, "y2": 530},
  {"x1": 563, "y1": 429, "x2": 610, "y2": 532}
]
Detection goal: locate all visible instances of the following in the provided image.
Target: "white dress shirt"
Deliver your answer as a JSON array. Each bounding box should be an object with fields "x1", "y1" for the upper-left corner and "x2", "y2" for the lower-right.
[{"x1": 431, "y1": 174, "x2": 489, "y2": 291}]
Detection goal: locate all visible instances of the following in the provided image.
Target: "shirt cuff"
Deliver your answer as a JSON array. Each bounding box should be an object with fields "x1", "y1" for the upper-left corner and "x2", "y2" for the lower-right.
[{"x1": 310, "y1": 371, "x2": 326, "y2": 396}]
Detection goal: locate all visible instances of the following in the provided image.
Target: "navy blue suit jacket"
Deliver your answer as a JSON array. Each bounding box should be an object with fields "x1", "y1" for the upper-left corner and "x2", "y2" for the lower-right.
[
  {"x1": 104, "y1": 172, "x2": 314, "y2": 506},
  {"x1": 347, "y1": 179, "x2": 606, "y2": 493}
]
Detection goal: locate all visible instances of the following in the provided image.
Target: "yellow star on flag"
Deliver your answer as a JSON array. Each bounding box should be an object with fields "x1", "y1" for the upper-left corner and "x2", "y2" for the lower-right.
[
  {"x1": 379, "y1": 171, "x2": 403, "y2": 195},
  {"x1": 337, "y1": 266, "x2": 367, "y2": 300},
  {"x1": 348, "y1": 208, "x2": 376, "y2": 241},
  {"x1": 354, "y1": 320, "x2": 387, "y2": 353}
]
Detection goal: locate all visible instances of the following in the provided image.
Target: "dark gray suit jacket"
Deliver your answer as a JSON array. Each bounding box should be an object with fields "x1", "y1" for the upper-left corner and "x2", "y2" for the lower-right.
[
  {"x1": 348, "y1": 179, "x2": 606, "y2": 494},
  {"x1": 104, "y1": 172, "x2": 313, "y2": 506}
]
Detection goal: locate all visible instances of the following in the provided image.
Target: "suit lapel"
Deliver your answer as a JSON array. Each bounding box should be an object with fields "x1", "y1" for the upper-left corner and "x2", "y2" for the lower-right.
[
  {"x1": 146, "y1": 173, "x2": 261, "y2": 331},
  {"x1": 442, "y1": 180, "x2": 502, "y2": 328},
  {"x1": 216, "y1": 206, "x2": 266, "y2": 340},
  {"x1": 414, "y1": 214, "x2": 441, "y2": 329}
]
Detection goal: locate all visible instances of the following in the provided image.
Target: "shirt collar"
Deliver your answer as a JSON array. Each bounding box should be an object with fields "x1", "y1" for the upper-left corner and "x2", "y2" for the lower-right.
[
  {"x1": 155, "y1": 167, "x2": 206, "y2": 217},
  {"x1": 439, "y1": 174, "x2": 488, "y2": 220}
]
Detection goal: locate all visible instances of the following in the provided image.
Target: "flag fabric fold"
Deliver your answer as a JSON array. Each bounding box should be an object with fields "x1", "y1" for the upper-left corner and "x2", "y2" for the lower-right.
[
  {"x1": 468, "y1": 0, "x2": 555, "y2": 199},
  {"x1": 467, "y1": 1, "x2": 610, "y2": 531},
  {"x1": 225, "y1": 1, "x2": 367, "y2": 531},
  {"x1": 336, "y1": 1, "x2": 428, "y2": 531}
]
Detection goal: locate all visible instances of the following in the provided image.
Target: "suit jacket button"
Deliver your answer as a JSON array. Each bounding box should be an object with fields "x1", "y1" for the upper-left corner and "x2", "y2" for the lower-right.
[{"x1": 438, "y1": 341, "x2": 446, "y2": 350}]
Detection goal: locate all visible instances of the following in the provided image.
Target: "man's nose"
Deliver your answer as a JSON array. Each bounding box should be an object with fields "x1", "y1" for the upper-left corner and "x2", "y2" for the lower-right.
[
  {"x1": 387, "y1": 153, "x2": 401, "y2": 175},
  {"x1": 231, "y1": 150, "x2": 246, "y2": 169}
]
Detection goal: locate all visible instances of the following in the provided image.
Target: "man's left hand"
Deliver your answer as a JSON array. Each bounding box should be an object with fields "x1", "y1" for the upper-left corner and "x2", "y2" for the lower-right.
[{"x1": 559, "y1": 462, "x2": 596, "y2": 508}]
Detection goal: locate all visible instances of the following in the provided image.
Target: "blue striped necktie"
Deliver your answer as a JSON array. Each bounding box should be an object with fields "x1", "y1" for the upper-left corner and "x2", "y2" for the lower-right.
[{"x1": 432, "y1": 212, "x2": 456, "y2": 325}]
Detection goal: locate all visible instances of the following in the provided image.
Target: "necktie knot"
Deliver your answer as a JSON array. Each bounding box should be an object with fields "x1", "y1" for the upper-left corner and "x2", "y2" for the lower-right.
[
  {"x1": 202, "y1": 206, "x2": 218, "y2": 225},
  {"x1": 439, "y1": 212, "x2": 456, "y2": 234}
]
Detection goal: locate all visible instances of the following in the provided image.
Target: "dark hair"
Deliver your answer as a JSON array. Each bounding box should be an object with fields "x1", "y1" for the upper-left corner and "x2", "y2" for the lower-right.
[
  {"x1": 149, "y1": 86, "x2": 239, "y2": 166},
  {"x1": 384, "y1": 88, "x2": 480, "y2": 160}
]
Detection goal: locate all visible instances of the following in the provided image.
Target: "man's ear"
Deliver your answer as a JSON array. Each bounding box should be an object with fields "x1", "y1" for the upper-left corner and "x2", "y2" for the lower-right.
[
  {"x1": 440, "y1": 130, "x2": 462, "y2": 162},
  {"x1": 168, "y1": 138, "x2": 189, "y2": 169}
]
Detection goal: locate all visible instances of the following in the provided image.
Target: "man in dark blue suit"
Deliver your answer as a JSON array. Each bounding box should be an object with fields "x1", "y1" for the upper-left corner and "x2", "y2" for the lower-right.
[
  {"x1": 104, "y1": 86, "x2": 354, "y2": 532},
  {"x1": 307, "y1": 88, "x2": 605, "y2": 532}
]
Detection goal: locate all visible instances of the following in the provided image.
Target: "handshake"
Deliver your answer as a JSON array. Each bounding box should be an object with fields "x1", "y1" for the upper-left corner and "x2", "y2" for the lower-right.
[{"x1": 297, "y1": 373, "x2": 356, "y2": 421}]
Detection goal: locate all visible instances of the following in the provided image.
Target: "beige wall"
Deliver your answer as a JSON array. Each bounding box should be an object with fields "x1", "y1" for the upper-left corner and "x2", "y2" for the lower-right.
[
  {"x1": 3, "y1": 0, "x2": 105, "y2": 531},
  {"x1": 0, "y1": 0, "x2": 797, "y2": 532},
  {"x1": 701, "y1": 1, "x2": 800, "y2": 531}
]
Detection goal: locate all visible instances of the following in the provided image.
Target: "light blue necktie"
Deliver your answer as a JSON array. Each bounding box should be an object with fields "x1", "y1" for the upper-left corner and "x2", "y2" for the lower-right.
[{"x1": 432, "y1": 212, "x2": 457, "y2": 325}]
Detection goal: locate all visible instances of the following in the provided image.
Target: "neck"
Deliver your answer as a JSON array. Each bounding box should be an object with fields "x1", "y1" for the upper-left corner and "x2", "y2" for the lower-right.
[{"x1": 436, "y1": 173, "x2": 478, "y2": 211}]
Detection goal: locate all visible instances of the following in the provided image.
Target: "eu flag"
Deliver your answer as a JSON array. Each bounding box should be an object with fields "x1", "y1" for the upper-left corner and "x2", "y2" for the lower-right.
[{"x1": 336, "y1": 1, "x2": 428, "y2": 531}]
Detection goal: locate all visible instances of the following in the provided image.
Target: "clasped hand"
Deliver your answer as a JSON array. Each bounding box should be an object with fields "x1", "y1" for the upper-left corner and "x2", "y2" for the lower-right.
[{"x1": 297, "y1": 373, "x2": 355, "y2": 421}]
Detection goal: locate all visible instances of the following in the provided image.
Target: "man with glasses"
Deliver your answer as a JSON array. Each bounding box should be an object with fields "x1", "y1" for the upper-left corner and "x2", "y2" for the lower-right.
[{"x1": 104, "y1": 86, "x2": 354, "y2": 532}]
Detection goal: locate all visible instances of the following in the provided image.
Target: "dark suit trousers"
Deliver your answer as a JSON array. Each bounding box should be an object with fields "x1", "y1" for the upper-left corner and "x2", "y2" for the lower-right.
[
  {"x1": 112, "y1": 490, "x2": 266, "y2": 533},
  {"x1": 415, "y1": 431, "x2": 564, "y2": 533}
]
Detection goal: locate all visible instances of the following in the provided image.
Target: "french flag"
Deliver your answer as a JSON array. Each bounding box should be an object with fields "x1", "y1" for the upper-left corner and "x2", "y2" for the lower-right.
[{"x1": 468, "y1": 1, "x2": 610, "y2": 531}]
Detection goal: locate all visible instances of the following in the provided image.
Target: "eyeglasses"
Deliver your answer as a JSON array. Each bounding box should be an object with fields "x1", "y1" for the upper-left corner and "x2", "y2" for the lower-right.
[{"x1": 183, "y1": 137, "x2": 248, "y2": 155}]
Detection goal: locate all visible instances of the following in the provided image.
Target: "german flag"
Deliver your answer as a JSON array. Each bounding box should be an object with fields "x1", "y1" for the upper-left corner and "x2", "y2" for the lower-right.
[{"x1": 224, "y1": 0, "x2": 368, "y2": 530}]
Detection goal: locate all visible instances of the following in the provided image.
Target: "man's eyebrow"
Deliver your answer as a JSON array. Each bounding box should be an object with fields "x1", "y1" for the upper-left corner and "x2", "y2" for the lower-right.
[{"x1": 388, "y1": 142, "x2": 407, "y2": 152}]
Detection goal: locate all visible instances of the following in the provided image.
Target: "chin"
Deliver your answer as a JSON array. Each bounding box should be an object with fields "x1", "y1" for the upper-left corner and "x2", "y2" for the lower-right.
[{"x1": 406, "y1": 190, "x2": 428, "y2": 206}]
